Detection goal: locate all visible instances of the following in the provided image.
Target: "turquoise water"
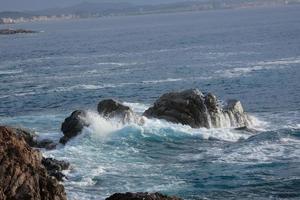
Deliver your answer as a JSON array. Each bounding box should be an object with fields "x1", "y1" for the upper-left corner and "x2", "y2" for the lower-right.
[{"x1": 1, "y1": 5, "x2": 300, "y2": 200}]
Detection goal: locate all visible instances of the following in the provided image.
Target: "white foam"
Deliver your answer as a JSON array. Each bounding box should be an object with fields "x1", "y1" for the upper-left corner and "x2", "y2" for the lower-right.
[
  {"x1": 80, "y1": 111, "x2": 124, "y2": 138},
  {"x1": 73, "y1": 107, "x2": 265, "y2": 142},
  {"x1": 54, "y1": 84, "x2": 117, "y2": 92},
  {"x1": 142, "y1": 78, "x2": 183, "y2": 84},
  {"x1": 217, "y1": 137, "x2": 300, "y2": 164},
  {"x1": 215, "y1": 57, "x2": 300, "y2": 79},
  {"x1": 0, "y1": 69, "x2": 23, "y2": 75},
  {"x1": 97, "y1": 62, "x2": 137, "y2": 66},
  {"x1": 258, "y1": 57, "x2": 300, "y2": 65},
  {"x1": 123, "y1": 102, "x2": 149, "y2": 114}
]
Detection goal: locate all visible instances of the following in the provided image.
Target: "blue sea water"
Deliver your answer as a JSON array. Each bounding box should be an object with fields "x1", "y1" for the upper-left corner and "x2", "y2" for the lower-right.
[{"x1": 1, "y1": 5, "x2": 300, "y2": 200}]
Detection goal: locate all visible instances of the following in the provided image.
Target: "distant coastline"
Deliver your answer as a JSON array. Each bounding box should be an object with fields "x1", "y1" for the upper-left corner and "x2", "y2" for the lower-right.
[
  {"x1": 0, "y1": 29, "x2": 37, "y2": 35},
  {"x1": 1, "y1": 0, "x2": 299, "y2": 25}
]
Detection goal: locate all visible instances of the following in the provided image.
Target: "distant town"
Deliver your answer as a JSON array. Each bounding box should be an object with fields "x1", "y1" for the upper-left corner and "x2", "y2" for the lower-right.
[{"x1": 1, "y1": 0, "x2": 299, "y2": 24}]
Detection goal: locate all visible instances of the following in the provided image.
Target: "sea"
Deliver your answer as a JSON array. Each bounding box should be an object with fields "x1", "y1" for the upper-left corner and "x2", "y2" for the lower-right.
[{"x1": 0, "y1": 5, "x2": 300, "y2": 200}]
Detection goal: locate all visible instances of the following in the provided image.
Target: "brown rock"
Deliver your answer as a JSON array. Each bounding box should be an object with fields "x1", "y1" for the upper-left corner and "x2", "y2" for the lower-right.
[{"x1": 0, "y1": 126, "x2": 67, "y2": 200}]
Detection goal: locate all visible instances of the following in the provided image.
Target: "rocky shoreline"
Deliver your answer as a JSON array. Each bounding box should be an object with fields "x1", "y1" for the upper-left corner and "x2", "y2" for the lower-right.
[
  {"x1": 0, "y1": 88, "x2": 253, "y2": 199},
  {"x1": 0, "y1": 29, "x2": 37, "y2": 35}
]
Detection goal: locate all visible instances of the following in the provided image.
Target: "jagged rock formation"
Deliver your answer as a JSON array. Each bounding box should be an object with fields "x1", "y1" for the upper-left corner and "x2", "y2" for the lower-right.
[
  {"x1": 106, "y1": 192, "x2": 182, "y2": 200},
  {"x1": 144, "y1": 89, "x2": 252, "y2": 128},
  {"x1": 60, "y1": 110, "x2": 89, "y2": 144},
  {"x1": 0, "y1": 126, "x2": 67, "y2": 200}
]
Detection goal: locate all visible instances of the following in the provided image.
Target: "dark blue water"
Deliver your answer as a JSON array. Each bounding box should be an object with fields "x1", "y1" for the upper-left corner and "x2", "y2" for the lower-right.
[{"x1": 1, "y1": 5, "x2": 300, "y2": 200}]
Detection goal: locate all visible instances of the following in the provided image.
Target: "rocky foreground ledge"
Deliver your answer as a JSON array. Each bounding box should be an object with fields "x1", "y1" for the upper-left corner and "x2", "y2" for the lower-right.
[
  {"x1": 0, "y1": 126, "x2": 67, "y2": 200},
  {"x1": 0, "y1": 29, "x2": 37, "y2": 35}
]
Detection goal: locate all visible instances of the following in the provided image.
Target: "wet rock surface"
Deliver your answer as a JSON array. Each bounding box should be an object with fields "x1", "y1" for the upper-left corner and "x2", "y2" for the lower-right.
[
  {"x1": 98, "y1": 99, "x2": 138, "y2": 123},
  {"x1": 144, "y1": 89, "x2": 252, "y2": 128},
  {"x1": 42, "y1": 158, "x2": 70, "y2": 182},
  {"x1": 106, "y1": 192, "x2": 183, "y2": 200},
  {"x1": 0, "y1": 126, "x2": 67, "y2": 200},
  {"x1": 60, "y1": 110, "x2": 89, "y2": 144}
]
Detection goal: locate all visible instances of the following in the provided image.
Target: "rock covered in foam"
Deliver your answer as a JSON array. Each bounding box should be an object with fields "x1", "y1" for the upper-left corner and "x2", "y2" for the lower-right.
[
  {"x1": 60, "y1": 110, "x2": 89, "y2": 144},
  {"x1": 106, "y1": 192, "x2": 182, "y2": 200},
  {"x1": 98, "y1": 99, "x2": 140, "y2": 123},
  {"x1": 143, "y1": 89, "x2": 252, "y2": 128},
  {"x1": 0, "y1": 126, "x2": 67, "y2": 200}
]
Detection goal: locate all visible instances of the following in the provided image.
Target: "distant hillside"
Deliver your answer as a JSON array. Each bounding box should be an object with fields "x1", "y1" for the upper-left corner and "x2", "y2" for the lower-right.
[{"x1": 1, "y1": 0, "x2": 299, "y2": 24}]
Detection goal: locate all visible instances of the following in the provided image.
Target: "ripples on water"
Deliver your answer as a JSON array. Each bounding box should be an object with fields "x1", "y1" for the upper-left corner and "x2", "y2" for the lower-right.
[{"x1": 1, "y1": 5, "x2": 300, "y2": 200}]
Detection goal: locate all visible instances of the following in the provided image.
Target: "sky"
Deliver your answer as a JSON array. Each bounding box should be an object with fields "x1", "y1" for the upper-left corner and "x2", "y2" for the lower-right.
[{"x1": 0, "y1": 0, "x2": 197, "y2": 11}]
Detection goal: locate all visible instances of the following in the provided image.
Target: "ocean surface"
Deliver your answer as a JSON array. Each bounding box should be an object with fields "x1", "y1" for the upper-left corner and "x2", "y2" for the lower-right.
[{"x1": 1, "y1": 5, "x2": 300, "y2": 200}]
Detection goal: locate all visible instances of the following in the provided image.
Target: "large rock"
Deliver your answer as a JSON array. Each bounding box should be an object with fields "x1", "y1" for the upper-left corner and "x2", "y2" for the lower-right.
[
  {"x1": 0, "y1": 126, "x2": 67, "y2": 200},
  {"x1": 106, "y1": 192, "x2": 182, "y2": 200},
  {"x1": 143, "y1": 89, "x2": 252, "y2": 128},
  {"x1": 60, "y1": 110, "x2": 89, "y2": 144},
  {"x1": 98, "y1": 99, "x2": 139, "y2": 123}
]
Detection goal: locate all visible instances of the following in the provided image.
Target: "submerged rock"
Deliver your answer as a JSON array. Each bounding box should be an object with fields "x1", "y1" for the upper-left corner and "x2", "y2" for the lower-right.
[
  {"x1": 144, "y1": 89, "x2": 252, "y2": 128},
  {"x1": 0, "y1": 126, "x2": 67, "y2": 200},
  {"x1": 98, "y1": 99, "x2": 140, "y2": 123},
  {"x1": 60, "y1": 110, "x2": 89, "y2": 144},
  {"x1": 106, "y1": 192, "x2": 182, "y2": 200}
]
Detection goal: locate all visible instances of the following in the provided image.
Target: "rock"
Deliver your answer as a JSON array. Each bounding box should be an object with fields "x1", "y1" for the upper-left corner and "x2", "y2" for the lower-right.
[
  {"x1": 106, "y1": 192, "x2": 182, "y2": 200},
  {"x1": 60, "y1": 110, "x2": 89, "y2": 144},
  {"x1": 42, "y1": 158, "x2": 70, "y2": 182},
  {"x1": 12, "y1": 127, "x2": 38, "y2": 147},
  {"x1": 0, "y1": 126, "x2": 67, "y2": 200},
  {"x1": 8, "y1": 126, "x2": 57, "y2": 149},
  {"x1": 0, "y1": 29, "x2": 37, "y2": 35},
  {"x1": 223, "y1": 99, "x2": 252, "y2": 127},
  {"x1": 144, "y1": 89, "x2": 252, "y2": 128},
  {"x1": 143, "y1": 89, "x2": 210, "y2": 128},
  {"x1": 35, "y1": 139, "x2": 57, "y2": 150},
  {"x1": 98, "y1": 99, "x2": 139, "y2": 123}
]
